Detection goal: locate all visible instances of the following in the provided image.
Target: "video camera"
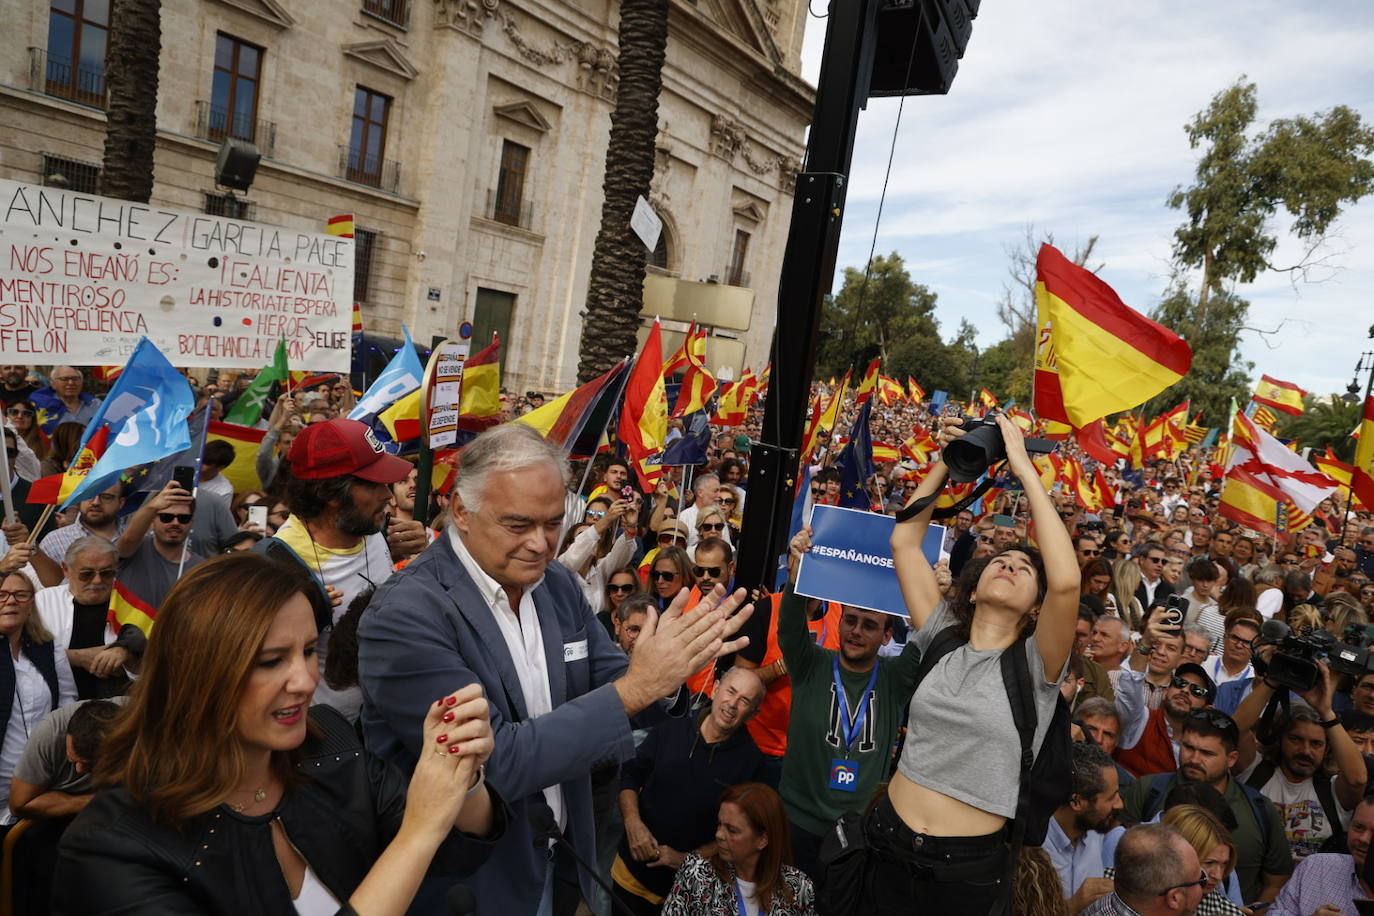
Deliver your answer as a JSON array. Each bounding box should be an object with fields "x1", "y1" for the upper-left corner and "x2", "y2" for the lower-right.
[
  {"x1": 1254, "y1": 618, "x2": 1336, "y2": 693},
  {"x1": 943, "y1": 411, "x2": 1057, "y2": 483},
  {"x1": 1327, "y1": 624, "x2": 1374, "y2": 679}
]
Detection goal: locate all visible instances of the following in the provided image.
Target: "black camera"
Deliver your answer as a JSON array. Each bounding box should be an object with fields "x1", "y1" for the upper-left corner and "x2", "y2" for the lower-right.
[
  {"x1": 1255, "y1": 618, "x2": 1335, "y2": 693},
  {"x1": 943, "y1": 411, "x2": 1057, "y2": 483},
  {"x1": 1327, "y1": 624, "x2": 1374, "y2": 678}
]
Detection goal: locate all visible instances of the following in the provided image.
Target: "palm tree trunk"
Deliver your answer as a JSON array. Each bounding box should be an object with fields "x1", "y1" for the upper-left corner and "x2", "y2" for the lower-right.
[
  {"x1": 99, "y1": 0, "x2": 162, "y2": 204},
  {"x1": 576, "y1": 0, "x2": 669, "y2": 384}
]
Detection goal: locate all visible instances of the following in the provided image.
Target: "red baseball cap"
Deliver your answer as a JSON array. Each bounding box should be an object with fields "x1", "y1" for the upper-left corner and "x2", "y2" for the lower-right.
[{"x1": 288, "y1": 419, "x2": 413, "y2": 484}]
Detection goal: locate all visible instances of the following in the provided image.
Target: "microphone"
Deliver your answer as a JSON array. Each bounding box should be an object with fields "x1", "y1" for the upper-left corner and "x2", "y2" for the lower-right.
[
  {"x1": 446, "y1": 885, "x2": 476, "y2": 916},
  {"x1": 526, "y1": 800, "x2": 637, "y2": 916}
]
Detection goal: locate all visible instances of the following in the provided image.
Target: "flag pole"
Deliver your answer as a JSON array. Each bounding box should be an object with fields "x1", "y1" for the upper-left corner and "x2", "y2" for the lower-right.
[
  {"x1": 1339, "y1": 356, "x2": 1374, "y2": 545},
  {"x1": 574, "y1": 353, "x2": 635, "y2": 498},
  {"x1": 179, "y1": 403, "x2": 213, "y2": 581},
  {"x1": 26, "y1": 504, "x2": 55, "y2": 543},
  {"x1": 0, "y1": 430, "x2": 15, "y2": 526}
]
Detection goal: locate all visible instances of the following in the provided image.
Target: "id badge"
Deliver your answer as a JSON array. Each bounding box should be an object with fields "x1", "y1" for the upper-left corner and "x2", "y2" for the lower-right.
[{"x1": 828, "y1": 758, "x2": 859, "y2": 792}]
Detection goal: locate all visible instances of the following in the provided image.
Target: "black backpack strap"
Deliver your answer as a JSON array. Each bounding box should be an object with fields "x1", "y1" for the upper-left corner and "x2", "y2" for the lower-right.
[
  {"x1": 1141, "y1": 773, "x2": 1177, "y2": 822},
  {"x1": 911, "y1": 626, "x2": 966, "y2": 690},
  {"x1": 1244, "y1": 759, "x2": 1278, "y2": 792},
  {"x1": 990, "y1": 638, "x2": 1037, "y2": 916},
  {"x1": 1312, "y1": 772, "x2": 1345, "y2": 839},
  {"x1": 894, "y1": 476, "x2": 998, "y2": 523}
]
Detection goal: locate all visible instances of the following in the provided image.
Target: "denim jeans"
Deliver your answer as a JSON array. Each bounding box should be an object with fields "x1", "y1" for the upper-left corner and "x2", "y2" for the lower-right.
[{"x1": 862, "y1": 797, "x2": 1009, "y2": 915}]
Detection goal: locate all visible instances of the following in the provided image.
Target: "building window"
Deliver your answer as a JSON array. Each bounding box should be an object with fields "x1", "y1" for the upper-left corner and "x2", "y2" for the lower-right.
[
  {"x1": 41, "y1": 154, "x2": 100, "y2": 194},
  {"x1": 726, "y1": 229, "x2": 751, "y2": 286},
  {"x1": 347, "y1": 87, "x2": 391, "y2": 187},
  {"x1": 647, "y1": 226, "x2": 669, "y2": 270},
  {"x1": 354, "y1": 229, "x2": 378, "y2": 302},
  {"x1": 472, "y1": 288, "x2": 515, "y2": 381},
  {"x1": 492, "y1": 140, "x2": 529, "y2": 227},
  {"x1": 204, "y1": 192, "x2": 256, "y2": 221},
  {"x1": 210, "y1": 34, "x2": 263, "y2": 144},
  {"x1": 45, "y1": 0, "x2": 109, "y2": 106},
  {"x1": 361, "y1": 0, "x2": 408, "y2": 27}
]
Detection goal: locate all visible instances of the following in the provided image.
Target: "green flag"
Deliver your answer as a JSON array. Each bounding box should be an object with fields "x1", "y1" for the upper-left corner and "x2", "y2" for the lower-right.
[{"x1": 225, "y1": 339, "x2": 289, "y2": 425}]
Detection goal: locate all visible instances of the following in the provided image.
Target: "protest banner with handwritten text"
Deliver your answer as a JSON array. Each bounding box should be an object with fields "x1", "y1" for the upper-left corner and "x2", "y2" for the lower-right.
[{"x1": 0, "y1": 179, "x2": 353, "y2": 371}]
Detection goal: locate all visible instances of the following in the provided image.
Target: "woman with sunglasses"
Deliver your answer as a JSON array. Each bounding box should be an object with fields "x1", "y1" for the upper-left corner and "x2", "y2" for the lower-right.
[
  {"x1": 0, "y1": 569, "x2": 76, "y2": 822},
  {"x1": 649, "y1": 547, "x2": 695, "y2": 611},
  {"x1": 559, "y1": 498, "x2": 639, "y2": 610},
  {"x1": 717, "y1": 484, "x2": 744, "y2": 541},
  {"x1": 1102, "y1": 528, "x2": 1132, "y2": 561},
  {"x1": 54, "y1": 553, "x2": 504, "y2": 914},
  {"x1": 693, "y1": 505, "x2": 733, "y2": 552},
  {"x1": 599, "y1": 567, "x2": 641, "y2": 641}
]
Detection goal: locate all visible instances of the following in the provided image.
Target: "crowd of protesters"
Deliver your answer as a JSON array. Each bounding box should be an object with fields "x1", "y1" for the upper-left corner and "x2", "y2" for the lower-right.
[{"x1": 1, "y1": 362, "x2": 1373, "y2": 915}]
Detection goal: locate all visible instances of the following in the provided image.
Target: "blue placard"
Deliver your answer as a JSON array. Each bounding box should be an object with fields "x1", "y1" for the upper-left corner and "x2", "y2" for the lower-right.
[{"x1": 794, "y1": 505, "x2": 944, "y2": 618}]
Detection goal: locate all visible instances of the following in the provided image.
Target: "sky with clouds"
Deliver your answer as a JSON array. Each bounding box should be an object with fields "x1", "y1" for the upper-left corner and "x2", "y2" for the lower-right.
[{"x1": 797, "y1": 1, "x2": 1374, "y2": 400}]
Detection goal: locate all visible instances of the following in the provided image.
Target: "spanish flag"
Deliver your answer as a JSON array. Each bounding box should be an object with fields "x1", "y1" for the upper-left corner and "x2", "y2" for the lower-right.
[
  {"x1": 908, "y1": 377, "x2": 926, "y2": 403},
  {"x1": 877, "y1": 375, "x2": 906, "y2": 406},
  {"x1": 854, "y1": 358, "x2": 882, "y2": 406},
  {"x1": 1033, "y1": 244, "x2": 1192, "y2": 427},
  {"x1": 871, "y1": 441, "x2": 900, "y2": 463},
  {"x1": 979, "y1": 388, "x2": 998, "y2": 410},
  {"x1": 108, "y1": 579, "x2": 157, "y2": 637},
  {"x1": 661, "y1": 320, "x2": 695, "y2": 376},
  {"x1": 515, "y1": 360, "x2": 629, "y2": 456},
  {"x1": 618, "y1": 320, "x2": 668, "y2": 491},
  {"x1": 1354, "y1": 395, "x2": 1374, "y2": 512},
  {"x1": 458, "y1": 334, "x2": 502, "y2": 432},
  {"x1": 27, "y1": 425, "x2": 110, "y2": 505},
  {"x1": 1252, "y1": 375, "x2": 1306, "y2": 416},
  {"x1": 1313, "y1": 447, "x2": 1353, "y2": 489},
  {"x1": 801, "y1": 368, "x2": 850, "y2": 467},
  {"x1": 711, "y1": 370, "x2": 757, "y2": 426},
  {"x1": 206, "y1": 421, "x2": 267, "y2": 493},
  {"x1": 671, "y1": 324, "x2": 717, "y2": 418},
  {"x1": 326, "y1": 214, "x2": 355, "y2": 238},
  {"x1": 1218, "y1": 466, "x2": 1286, "y2": 537},
  {"x1": 379, "y1": 389, "x2": 422, "y2": 443}
]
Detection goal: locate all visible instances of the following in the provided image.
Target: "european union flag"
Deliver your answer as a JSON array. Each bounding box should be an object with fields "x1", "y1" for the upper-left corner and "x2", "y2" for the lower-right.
[
  {"x1": 836, "y1": 399, "x2": 875, "y2": 510},
  {"x1": 60, "y1": 338, "x2": 195, "y2": 509}
]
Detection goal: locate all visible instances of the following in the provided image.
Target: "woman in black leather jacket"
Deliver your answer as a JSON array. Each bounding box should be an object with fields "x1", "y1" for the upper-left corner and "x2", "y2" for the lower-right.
[{"x1": 53, "y1": 553, "x2": 506, "y2": 915}]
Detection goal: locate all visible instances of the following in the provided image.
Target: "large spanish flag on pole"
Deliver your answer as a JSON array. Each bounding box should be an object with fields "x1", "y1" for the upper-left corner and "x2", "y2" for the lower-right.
[
  {"x1": 1354, "y1": 395, "x2": 1374, "y2": 512},
  {"x1": 1251, "y1": 374, "x2": 1307, "y2": 416},
  {"x1": 670, "y1": 324, "x2": 717, "y2": 418},
  {"x1": 618, "y1": 319, "x2": 668, "y2": 491},
  {"x1": 1218, "y1": 466, "x2": 1287, "y2": 537},
  {"x1": 1033, "y1": 244, "x2": 1192, "y2": 427},
  {"x1": 27, "y1": 425, "x2": 110, "y2": 505}
]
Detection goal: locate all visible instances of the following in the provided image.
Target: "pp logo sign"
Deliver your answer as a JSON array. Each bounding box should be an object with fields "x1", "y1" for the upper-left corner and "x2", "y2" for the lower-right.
[{"x1": 828, "y1": 758, "x2": 859, "y2": 792}]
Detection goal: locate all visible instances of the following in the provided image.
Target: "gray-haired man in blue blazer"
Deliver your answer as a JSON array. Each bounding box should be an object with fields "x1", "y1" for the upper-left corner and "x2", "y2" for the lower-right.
[{"x1": 359, "y1": 423, "x2": 751, "y2": 915}]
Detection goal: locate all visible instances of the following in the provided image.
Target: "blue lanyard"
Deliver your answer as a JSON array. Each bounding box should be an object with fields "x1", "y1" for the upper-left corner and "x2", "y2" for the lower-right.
[
  {"x1": 735, "y1": 879, "x2": 748, "y2": 916},
  {"x1": 832, "y1": 656, "x2": 879, "y2": 756}
]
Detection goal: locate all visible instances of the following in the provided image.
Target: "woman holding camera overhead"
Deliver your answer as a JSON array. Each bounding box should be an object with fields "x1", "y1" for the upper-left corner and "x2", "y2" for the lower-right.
[{"x1": 875, "y1": 414, "x2": 1080, "y2": 913}]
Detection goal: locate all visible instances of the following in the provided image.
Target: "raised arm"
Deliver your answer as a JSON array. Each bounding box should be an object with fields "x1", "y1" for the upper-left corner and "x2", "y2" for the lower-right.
[
  {"x1": 996, "y1": 416, "x2": 1078, "y2": 678},
  {"x1": 890, "y1": 419, "x2": 953, "y2": 631}
]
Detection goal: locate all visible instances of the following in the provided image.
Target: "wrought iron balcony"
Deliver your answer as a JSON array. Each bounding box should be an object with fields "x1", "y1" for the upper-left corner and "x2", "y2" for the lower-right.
[
  {"x1": 339, "y1": 146, "x2": 401, "y2": 193},
  {"x1": 195, "y1": 100, "x2": 276, "y2": 157},
  {"x1": 29, "y1": 47, "x2": 106, "y2": 108}
]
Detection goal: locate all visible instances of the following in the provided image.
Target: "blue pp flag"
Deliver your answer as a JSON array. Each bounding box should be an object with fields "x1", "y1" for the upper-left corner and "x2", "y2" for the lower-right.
[
  {"x1": 836, "y1": 398, "x2": 874, "y2": 509},
  {"x1": 661, "y1": 410, "x2": 711, "y2": 466},
  {"x1": 794, "y1": 505, "x2": 944, "y2": 618},
  {"x1": 349, "y1": 323, "x2": 423, "y2": 447},
  {"x1": 60, "y1": 338, "x2": 195, "y2": 509},
  {"x1": 929, "y1": 390, "x2": 948, "y2": 414}
]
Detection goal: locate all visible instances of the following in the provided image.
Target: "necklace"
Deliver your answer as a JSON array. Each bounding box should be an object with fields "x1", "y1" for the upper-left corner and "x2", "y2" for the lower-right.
[{"x1": 228, "y1": 787, "x2": 268, "y2": 813}]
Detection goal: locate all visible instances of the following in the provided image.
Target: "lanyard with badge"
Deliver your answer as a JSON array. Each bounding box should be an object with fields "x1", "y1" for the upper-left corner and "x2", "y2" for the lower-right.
[
  {"x1": 734, "y1": 879, "x2": 748, "y2": 915},
  {"x1": 828, "y1": 656, "x2": 878, "y2": 792}
]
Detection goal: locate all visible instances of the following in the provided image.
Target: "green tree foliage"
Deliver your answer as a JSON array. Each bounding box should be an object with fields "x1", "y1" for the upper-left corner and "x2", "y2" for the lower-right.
[
  {"x1": 1277, "y1": 394, "x2": 1363, "y2": 462},
  {"x1": 817, "y1": 252, "x2": 976, "y2": 394},
  {"x1": 1155, "y1": 77, "x2": 1374, "y2": 423},
  {"x1": 1149, "y1": 279, "x2": 1252, "y2": 426}
]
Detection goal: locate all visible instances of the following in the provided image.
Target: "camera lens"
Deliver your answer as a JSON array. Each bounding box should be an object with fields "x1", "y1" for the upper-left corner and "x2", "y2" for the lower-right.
[{"x1": 944, "y1": 422, "x2": 1006, "y2": 483}]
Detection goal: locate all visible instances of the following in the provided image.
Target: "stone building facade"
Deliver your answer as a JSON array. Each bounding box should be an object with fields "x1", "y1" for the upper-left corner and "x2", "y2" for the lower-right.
[{"x1": 0, "y1": 0, "x2": 813, "y2": 394}]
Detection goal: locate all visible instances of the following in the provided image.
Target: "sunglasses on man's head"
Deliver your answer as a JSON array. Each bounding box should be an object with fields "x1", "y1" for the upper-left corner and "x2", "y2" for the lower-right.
[{"x1": 1158, "y1": 869, "x2": 1209, "y2": 896}]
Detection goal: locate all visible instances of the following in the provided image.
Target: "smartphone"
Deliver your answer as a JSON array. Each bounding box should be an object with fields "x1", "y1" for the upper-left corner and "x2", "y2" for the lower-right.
[
  {"x1": 382, "y1": 512, "x2": 393, "y2": 538},
  {"x1": 1161, "y1": 594, "x2": 1189, "y2": 629},
  {"x1": 247, "y1": 505, "x2": 268, "y2": 531},
  {"x1": 620, "y1": 485, "x2": 635, "y2": 500},
  {"x1": 172, "y1": 465, "x2": 197, "y2": 493}
]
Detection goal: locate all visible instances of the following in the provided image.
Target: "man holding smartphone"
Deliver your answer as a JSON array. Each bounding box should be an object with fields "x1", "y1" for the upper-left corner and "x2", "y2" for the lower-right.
[{"x1": 115, "y1": 479, "x2": 206, "y2": 613}]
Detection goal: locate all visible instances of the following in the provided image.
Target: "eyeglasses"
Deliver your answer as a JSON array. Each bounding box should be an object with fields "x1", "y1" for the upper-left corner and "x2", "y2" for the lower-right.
[
  {"x1": 585, "y1": 510, "x2": 606, "y2": 520},
  {"x1": 5, "y1": 408, "x2": 33, "y2": 418},
  {"x1": 156, "y1": 513, "x2": 193, "y2": 524},
  {"x1": 1143, "y1": 555, "x2": 1165, "y2": 565},
  {"x1": 693, "y1": 565, "x2": 722, "y2": 578},
  {"x1": 0, "y1": 590, "x2": 33, "y2": 603},
  {"x1": 1224, "y1": 633, "x2": 1255, "y2": 647},
  {"x1": 1158, "y1": 869, "x2": 1209, "y2": 896},
  {"x1": 700, "y1": 522, "x2": 726, "y2": 532},
  {"x1": 607, "y1": 583, "x2": 636, "y2": 594},
  {"x1": 1079, "y1": 548, "x2": 1101, "y2": 556},
  {"x1": 718, "y1": 498, "x2": 736, "y2": 506},
  {"x1": 658, "y1": 534, "x2": 686, "y2": 545},
  {"x1": 649, "y1": 570, "x2": 679, "y2": 582},
  {"x1": 1170, "y1": 676, "x2": 1210, "y2": 699},
  {"x1": 979, "y1": 536, "x2": 994, "y2": 545},
  {"x1": 75, "y1": 568, "x2": 118, "y2": 582},
  {"x1": 52, "y1": 376, "x2": 82, "y2": 384}
]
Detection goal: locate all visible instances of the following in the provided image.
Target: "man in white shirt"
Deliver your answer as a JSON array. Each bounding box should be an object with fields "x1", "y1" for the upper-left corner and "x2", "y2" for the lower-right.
[
  {"x1": 676, "y1": 473, "x2": 720, "y2": 547},
  {"x1": 1204, "y1": 614, "x2": 1258, "y2": 687}
]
